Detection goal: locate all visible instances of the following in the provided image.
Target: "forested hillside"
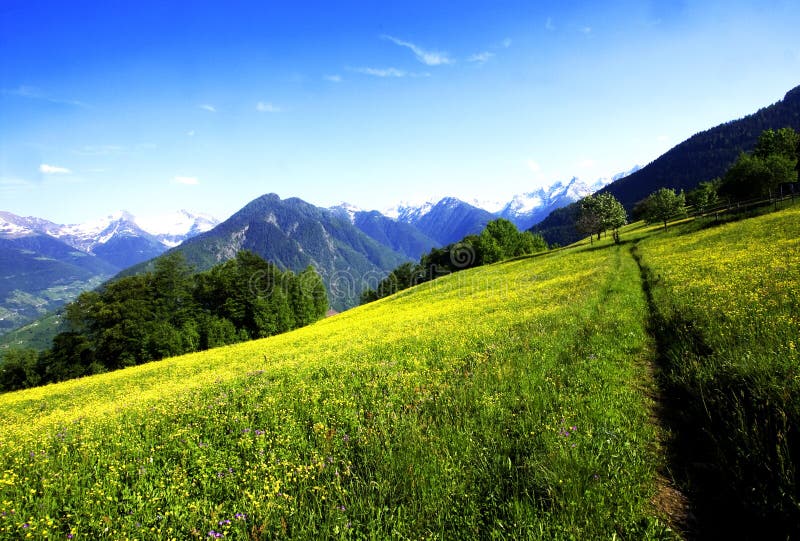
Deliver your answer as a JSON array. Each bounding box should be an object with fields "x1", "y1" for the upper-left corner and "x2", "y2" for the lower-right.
[{"x1": 534, "y1": 85, "x2": 800, "y2": 245}]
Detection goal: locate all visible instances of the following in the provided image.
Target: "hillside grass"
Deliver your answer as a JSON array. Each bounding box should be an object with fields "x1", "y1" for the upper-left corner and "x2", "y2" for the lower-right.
[
  {"x1": 634, "y1": 204, "x2": 800, "y2": 536},
  {"x1": 0, "y1": 239, "x2": 673, "y2": 539}
]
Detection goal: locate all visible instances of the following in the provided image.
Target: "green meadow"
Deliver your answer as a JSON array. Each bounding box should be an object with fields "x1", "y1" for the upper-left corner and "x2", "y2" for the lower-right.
[{"x1": 1, "y1": 203, "x2": 798, "y2": 539}]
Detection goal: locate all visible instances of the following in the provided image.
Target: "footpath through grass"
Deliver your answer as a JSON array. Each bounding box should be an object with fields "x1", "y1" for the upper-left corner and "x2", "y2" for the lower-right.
[
  {"x1": 635, "y1": 204, "x2": 800, "y2": 538},
  {"x1": 0, "y1": 241, "x2": 672, "y2": 539}
]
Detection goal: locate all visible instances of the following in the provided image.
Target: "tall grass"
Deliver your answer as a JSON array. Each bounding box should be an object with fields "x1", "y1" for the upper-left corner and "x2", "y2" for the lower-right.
[
  {"x1": 636, "y1": 204, "x2": 800, "y2": 537},
  {"x1": 0, "y1": 242, "x2": 671, "y2": 539}
]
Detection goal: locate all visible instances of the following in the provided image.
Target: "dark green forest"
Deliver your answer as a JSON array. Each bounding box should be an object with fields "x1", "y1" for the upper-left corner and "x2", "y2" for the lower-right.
[{"x1": 0, "y1": 251, "x2": 327, "y2": 392}]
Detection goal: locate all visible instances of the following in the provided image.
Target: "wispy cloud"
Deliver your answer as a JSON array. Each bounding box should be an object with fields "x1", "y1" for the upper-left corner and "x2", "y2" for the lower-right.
[
  {"x1": 187, "y1": 130, "x2": 196, "y2": 137},
  {"x1": 39, "y1": 164, "x2": 71, "y2": 174},
  {"x1": 73, "y1": 144, "x2": 124, "y2": 156},
  {"x1": 545, "y1": 17, "x2": 555, "y2": 31},
  {"x1": 349, "y1": 66, "x2": 430, "y2": 78},
  {"x1": 468, "y1": 51, "x2": 495, "y2": 64},
  {"x1": 256, "y1": 101, "x2": 282, "y2": 113},
  {"x1": 381, "y1": 35, "x2": 453, "y2": 66},
  {"x1": 3, "y1": 85, "x2": 89, "y2": 108},
  {"x1": 580, "y1": 26, "x2": 592, "y2": 35},
  {"x1": 199, "y1": 104, "x2": 217, "y2": 113},
  {"x1": 502, "y1": 37, "x2": 512, "y2": 48},
  {"x1": 173, "y1": 176, "x2": 199, "y2": 185},
  {"x1": 324, "y1": 74, "x2": 343, "y2": 83}
]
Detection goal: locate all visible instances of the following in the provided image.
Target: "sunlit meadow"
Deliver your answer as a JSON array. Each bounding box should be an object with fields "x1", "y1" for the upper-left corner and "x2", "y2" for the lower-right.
[
  {"x1": 0, "y1": 240, "x2": 672, "y2": 539},
  {"x1": 636, "y1": 202, "x2": 800, "y2": 531}
]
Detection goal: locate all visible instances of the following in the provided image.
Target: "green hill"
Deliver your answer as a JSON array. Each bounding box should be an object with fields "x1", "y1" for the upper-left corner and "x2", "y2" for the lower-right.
[{"x1": 0, "y1": 202, "x2": 798, "y2": 539}]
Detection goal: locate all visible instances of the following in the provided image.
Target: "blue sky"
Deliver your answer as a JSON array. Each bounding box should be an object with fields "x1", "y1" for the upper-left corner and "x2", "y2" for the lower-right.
[{"x1": 1, "y1": 0, "x2": 799, "y2": 224}]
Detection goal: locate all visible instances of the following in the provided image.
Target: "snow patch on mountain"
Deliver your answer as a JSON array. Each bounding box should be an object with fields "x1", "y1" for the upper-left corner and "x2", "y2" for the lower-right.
[
  {"x1": 136, "y1": 210, "x2": 219, "y2": 247},
  {"x1": 329, "y1": 202, "x2": 362, "y2": 224},
  {"x1": 494, "y1": 166, "x2": 641, "y2": 230},
  {"x1": 0, "y1": 209, "x2": 219, "y2": 252},
  {"x1": 382, "y1": 201, "x2": 434, "y2": 223}
]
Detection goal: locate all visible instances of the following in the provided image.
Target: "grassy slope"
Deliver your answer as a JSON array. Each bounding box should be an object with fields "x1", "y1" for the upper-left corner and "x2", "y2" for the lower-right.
[
  {"x1": 635, "y1": 203, "x2": 800, "y2": 536},
  {"x1": 0, "y1": 238, "x2": 672, "y2": 539}
]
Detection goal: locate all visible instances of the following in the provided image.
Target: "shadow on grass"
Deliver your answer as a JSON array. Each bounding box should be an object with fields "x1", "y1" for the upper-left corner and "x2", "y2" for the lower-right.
[{"x1": 631, "y1": 244, "x2": 800, "y2": 541}]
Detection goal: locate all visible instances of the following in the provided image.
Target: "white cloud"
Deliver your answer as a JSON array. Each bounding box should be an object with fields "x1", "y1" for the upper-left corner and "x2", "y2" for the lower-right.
[
  {"x1": 527, "y1": 160, "x2": 542, "y2": 173},
  {"x1": 576, "y1": 158, "x2": 596, "y2": 169},
  {"x1": 545, "y1": 17, "x2": 555, "y2": 31},
  {"x1": 256, "y1": 102, "x2": 282, "y2": 113},
  {"x1": 349, "y1": 66, "x2": 431, "y2": 78},
  {"x1": 187, "y1": 130, "x2": 196, "y2": 137},
  {"x1": 502, "y1": 37, "x2": 512, "y2": 48},
  {"x1": 580, "y1": 26, "x2": 592, "y2": 34},
  {"x1": 199, "y1": 104, "x2": 217, "y2": 113},
  {"x1": 4, "y1": 85, "x2": 89, "y2": 108},
  {"x1": 39, "y1": 164, "x2": 71, "y2": 174},
  {"x1": 468, "y1": 52, "x2": 495, "y2": 64},
  {"x1": 381, "y1": 35, "x2": 453, "y2": 66},
  {"x1": 324, "y1": 74, "x2": 342, "y2": 83},
  {"x1": 173, "y1": 176, "x2": 199, "y2": 185}
]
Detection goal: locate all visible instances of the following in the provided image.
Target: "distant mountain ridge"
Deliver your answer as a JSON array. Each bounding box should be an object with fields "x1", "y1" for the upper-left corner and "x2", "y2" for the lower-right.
[
  {"x1": 329, "y1": 205, "x2": 439, "y2": 260},
  {"x1": 495, "y1": 168, "x2": 639, "y2": 230},
  {"x1": 126, "y1": 194, "x2": 408, "y2": 311},
  {"x1": 374, "y1": 169, "x2": 636, "y2": 236},
  {"x1": 0, "y1": 209, "x2": 217, "y2": 338}
]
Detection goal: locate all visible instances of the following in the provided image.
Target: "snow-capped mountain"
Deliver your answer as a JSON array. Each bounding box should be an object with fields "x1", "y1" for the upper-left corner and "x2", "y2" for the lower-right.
[
  {"x1": 0, "y1": 209, "x2": 219, "y2": 269},
  {"x1": 137, "y1": 210, "x2": 219, "y2": 247},
  {"x1": 382, "y1": 201, "x2": 435, "y2": 224},
  {"x1": 385, "y1": 197, "x2": 495, "y2": 246},
  {"x1": 496, "y1": 177, "x2": 600, "y2": 231},
  {"x1": 48, "y1": 211, "x2": 150, "y2": 253},
  {"x1": 496, "y1": 166, "x2": 641, "y2": 230},
  {"x1": 0, "y1": 208, "x2": 220, "y2": 336},
  {"x1": 0, "y1": 211, "x2": 62, "y2": 239},
  {"x1": 329, "y1": 202, "x2": 363, "y2": 224},
  {"x1": 373, "y1": 167, "x2": 642, "y2": 234}
]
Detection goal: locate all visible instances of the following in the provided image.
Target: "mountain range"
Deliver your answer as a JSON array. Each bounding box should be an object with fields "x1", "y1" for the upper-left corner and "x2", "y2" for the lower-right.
[
  {"x1": 337, "y1": 172, "x2": 633, "y2": 247},
  {"x1": 4, "y1": 82, "x2": 799, "y2": 345},
  {"x1": 3, "y1": 179, "x2": 604, "y2": 341},
  {"x1": 0, "y1": 210, "x2": 217, "y2": 335}
]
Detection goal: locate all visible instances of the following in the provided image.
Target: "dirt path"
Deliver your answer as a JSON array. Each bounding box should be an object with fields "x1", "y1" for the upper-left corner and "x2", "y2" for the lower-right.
[{"x1": 628, "y1": 244, "x2": 693, "y2": 539}]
